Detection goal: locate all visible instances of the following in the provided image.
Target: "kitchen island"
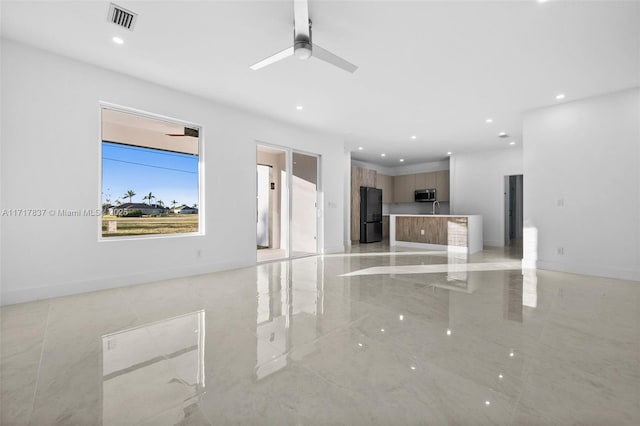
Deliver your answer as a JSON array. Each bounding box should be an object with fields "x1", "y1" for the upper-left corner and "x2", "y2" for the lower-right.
[{"x1": 389, "y1": 214, "x2": 483, "y2": 253}]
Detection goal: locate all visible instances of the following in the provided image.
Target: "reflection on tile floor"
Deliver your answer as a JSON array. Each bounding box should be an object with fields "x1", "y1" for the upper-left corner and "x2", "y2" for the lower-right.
[
  {"x1": 1, "y1": 244, "x2": 639, "y2": 425},
  {"x1": 257, "y1": 248, "x2": 286, "y2": 263}
]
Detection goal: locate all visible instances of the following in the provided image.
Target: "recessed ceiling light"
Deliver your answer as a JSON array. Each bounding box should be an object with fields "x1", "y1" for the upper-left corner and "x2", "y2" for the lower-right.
[
  {"x1": 410, "y1": 135, "x2": 417, "y2": 140},
  {"x1": 485, "y1": 401, "x2": 491, "y2": 406},
  {"x1": 381, "y1": 153, "x2": 386, "y2": 157},
  {"x1": 509, "y1": 141, "x2": 516, "y2": 145},
  {"x1": 485, "y1": 118, "x2": 493, "y2": 124},
  {"x1": 447, "y1": 151, "x2": 452, "y2": 156},
  {"x1": 498, "y1": 132, "x2": 508, "y2": 138},
  {"x1": 112, "y1": 36, "x2": 124, "y2": 45},
  {"x1": 538, "y1": 0, "x2": 549, "y2": 3},
  {"x1": 555, "y1": 93, "x2": 565, "y2": 100},
  {"x1": 357, "y1": 146, "x2": 364, "y2": 151},
  {"x1": 399, "y1": 158, "x2": 405, "y2": 162},
  {"x1": 296, "y1": 105, "x2": 303, "y2": 110}
]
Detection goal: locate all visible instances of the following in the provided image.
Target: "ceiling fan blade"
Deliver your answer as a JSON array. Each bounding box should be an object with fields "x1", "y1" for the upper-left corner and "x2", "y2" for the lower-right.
[
  {"x1": 294, "y1": 0, "x2": 310, "y2": 40},
  {"x1": 250, "y1": 46, "x2": 294, "y2": 70},
  {"x1": 312, "y1": 44, "x2": 358, "y2": 73},
  {"x1": 166, "y1": 128, "x2": 199, "y2": 137}
]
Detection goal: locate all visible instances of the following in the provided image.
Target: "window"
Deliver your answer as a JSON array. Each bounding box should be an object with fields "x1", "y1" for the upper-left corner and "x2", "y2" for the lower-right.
[{"x1": 100, "y1": 106, "x2": 201, "y2": 238}]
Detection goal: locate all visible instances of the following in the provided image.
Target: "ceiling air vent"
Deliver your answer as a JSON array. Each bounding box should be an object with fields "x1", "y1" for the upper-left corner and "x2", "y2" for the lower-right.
[{"x1": 107, "y1": 3, "x2": 137, "y2": 31}]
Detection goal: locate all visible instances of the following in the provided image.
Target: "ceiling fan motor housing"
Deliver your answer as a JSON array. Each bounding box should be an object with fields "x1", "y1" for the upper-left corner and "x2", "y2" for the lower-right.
[
  {"x1": 294, "y1": 40, "x2": 312, "y2": 59},
  {"x1": 294, "y1": 19, "x2": 312, "y2": 59}
]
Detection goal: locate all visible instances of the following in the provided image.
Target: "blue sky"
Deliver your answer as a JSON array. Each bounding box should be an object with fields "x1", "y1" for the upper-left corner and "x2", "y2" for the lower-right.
[{"x1": 102, "y1": 142, "x2": 199, "y2": 207}]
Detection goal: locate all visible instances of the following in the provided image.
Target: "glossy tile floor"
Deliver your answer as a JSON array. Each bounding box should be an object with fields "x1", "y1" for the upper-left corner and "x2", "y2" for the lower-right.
[
  {"x1": 2, "y1": 243, "x2": 639, "y2": 425},
  {"x1": 257, "y1": 248, "x2": 317, "y2": 263}
]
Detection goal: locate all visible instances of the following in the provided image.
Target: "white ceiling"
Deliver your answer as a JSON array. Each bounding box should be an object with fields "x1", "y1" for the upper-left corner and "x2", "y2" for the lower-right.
[{"x1": 2, "y1": 0, "x2": 639, "y2": 166}]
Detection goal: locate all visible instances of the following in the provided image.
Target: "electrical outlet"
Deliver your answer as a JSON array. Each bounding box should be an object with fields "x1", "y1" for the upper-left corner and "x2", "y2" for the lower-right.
[
  {"x1": 197, "y1": 249, "x2": 202, "y2": 258},
  {"x1": 557, "y1": 198, "x2": 564, "y2": 207},
  {"x1": 557, "y1": 247, "x2": 564, "y2": 255},
  {"x1": 420, "y1": 229, "x2": 425, "y2": 235}
]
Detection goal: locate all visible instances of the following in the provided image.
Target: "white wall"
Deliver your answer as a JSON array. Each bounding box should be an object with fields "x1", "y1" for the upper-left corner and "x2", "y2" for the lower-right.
[
  {"x1": 343, "y1": 149, "x2": 352, "y2": 245},
  {"x1": 450, "y1": 148, "x2": 523, "y2": 247},
  {"x1": 523, "y1": 88, "x2": 640, "y2": 281},
  {"x1": 351, "y1": 159, "x2": 449, "y2": 177},
  {"x1": 0, "y1": 40, "x2": 346, "y2": 305},
  {"x1": 350, "y1": 160, "x2": 395, "y2": 176},
  {"x1": 392, "y1": 160, "x2": 449, "y2": 176}
]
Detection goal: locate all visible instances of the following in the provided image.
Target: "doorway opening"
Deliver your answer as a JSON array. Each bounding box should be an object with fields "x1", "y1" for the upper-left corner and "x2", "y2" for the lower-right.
[
  {"x1": 256, "y1": 145, "x2": 320, "y2": 263},
  {"x1": 504, "y1": 174, "x2": 523, "y2": 252},
  {"x1": 257, "y1": 145, "x2": 287, "y2": 262},
  {"x1": 256, "y1": 164, "x2": 272, "y2": 249}
]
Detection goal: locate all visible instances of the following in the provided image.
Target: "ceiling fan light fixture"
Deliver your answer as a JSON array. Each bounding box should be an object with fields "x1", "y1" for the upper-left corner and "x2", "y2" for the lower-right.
[{"x1": 294, "y1": 41, "x2": 312, "y2": 60}]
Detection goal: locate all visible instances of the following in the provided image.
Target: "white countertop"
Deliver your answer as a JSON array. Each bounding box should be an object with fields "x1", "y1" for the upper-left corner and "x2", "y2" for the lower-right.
[{"x1": 390, "y1": 214, "x2": 481, "y2": 218}]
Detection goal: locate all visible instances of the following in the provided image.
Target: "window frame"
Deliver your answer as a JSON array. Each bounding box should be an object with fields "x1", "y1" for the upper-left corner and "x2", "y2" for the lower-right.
[{"x1": 98, "y1": 102, "x2": 205, "y2": 241}]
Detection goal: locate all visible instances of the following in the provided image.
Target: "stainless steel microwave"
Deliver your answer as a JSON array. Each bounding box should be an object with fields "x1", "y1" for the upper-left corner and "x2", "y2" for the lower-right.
[{"x1": 415, "y1": 189, "x2": 436, "y2": 202}]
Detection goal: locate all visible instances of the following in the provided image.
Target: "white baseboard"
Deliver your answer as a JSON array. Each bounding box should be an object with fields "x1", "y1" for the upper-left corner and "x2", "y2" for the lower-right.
[
  {"x1": 1, "y1": 258, "x2": 253, "y2": 306},
  {"x1": 537, "y1": 259, "x2": 640, "y2": 282},
  {"x1": 484, "y1": 239, "x2": 505, "y2": 247},
  {"x1": 324, "y1": 244, "x2": 346, "y2": 254},
  {"x1": 391, "y1": 241, "x2": 468, "y2": 253}
]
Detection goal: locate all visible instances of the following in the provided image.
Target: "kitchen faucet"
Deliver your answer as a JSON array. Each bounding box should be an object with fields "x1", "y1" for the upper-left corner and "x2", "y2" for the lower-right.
[{"x1": 432, "y1": 200, "x2": 440, "y2": 215}]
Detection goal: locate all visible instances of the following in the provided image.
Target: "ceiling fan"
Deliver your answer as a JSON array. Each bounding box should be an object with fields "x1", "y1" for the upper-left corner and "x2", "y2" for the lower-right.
[
  {"x1": 250, "y1": 0, "x2": 358, "y2": 73},
  {"x1": 165, "y1": 127, "x2": 199, "y2": 138}
]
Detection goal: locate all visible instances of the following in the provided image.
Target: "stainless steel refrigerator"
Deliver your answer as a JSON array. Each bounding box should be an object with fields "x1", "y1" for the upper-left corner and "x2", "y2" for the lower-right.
[{"x1": 360, "y1": 186, "x2": 383, "y2": 243}]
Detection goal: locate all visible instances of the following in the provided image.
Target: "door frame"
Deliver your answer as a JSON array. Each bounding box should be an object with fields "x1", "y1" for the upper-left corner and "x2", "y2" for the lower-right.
[
  {"x1": 504, "y1": 174, "x2": 523, "y2": 244},
  {"x1": 255, "y1": 141, "x2": 322, "y2": 263}
]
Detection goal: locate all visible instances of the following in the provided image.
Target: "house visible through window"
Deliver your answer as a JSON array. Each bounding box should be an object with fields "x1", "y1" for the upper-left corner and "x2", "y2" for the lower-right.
[{"x1": 101, "y1": 107, "x2": 201, "y2": 238}]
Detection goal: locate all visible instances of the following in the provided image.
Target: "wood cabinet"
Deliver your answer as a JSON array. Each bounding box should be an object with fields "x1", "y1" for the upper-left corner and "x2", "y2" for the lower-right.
[
  {"x1": 351, "y1": 166, "x2": 377, "y2": 241},
  {"x1": 435, "y1": 170, "x2": 450, "y2": 202},
  {"x1": 376, "y1": 174, "x2": 394, "y2": 204},
  {"x1": 395, "y1": 216, "x2": 467, "y2": 247},
  {"x1": 415, "y1": 172, "x2": 436, "y2": 190},
  {"x1": 401, "y1": 170, "x2": 450, "y2": 201},
  {"x1": 393, "y1": 174, "x2": 416, "y2": 203},
  {"x1": 382, "y1": 215, "x2": 390, "y2": 240},
  {"x1": 351, "y1": 167, "x2": 450, "y2": 237}
]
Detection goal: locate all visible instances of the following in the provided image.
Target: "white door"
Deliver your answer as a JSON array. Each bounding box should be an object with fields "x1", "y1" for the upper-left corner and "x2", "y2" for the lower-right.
[{"x1": 291, "y1": 153, "x2": 318, "y2": 256}]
